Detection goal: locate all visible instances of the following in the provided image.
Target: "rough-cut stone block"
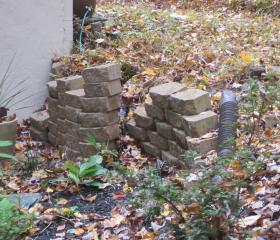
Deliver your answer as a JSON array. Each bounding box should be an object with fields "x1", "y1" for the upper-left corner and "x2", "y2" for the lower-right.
[
  {"x1": 58, "y1": 93, "x2": 66, "y2": 106},
  {"x1": 64, "y1": 148, "x2": 82, "y2": 161},
  {"x1": 84, "y1": 80, "x2": 122, "y2": 97},
  {"x1": 148, "y1": 131, "x2": 168, "y2": 150},
  {"x1": 168, "y1": 140, "x2": 185, "y2": 157},
  {"x1": 79, "y1": 125, "x2": 119, "y2": 143},
  {"x1": 173, "y1": 128, "x2": 188, "y2": 148},
  {"x1": 187, "y1": 135, "x2": 217, "y2": 155},
  {"x1": 47, "y1": 81, "x2": 58, "y2": 99},
  {"x1": 82, "y1": 62, "x2": 121, "y2": 83},
  {"x1": 57, "y1": 105, "x2": 66, "y2": 120},
  {"x1": 79, "y1": 111, "x2": 119, "y2": 128},
  {"x1": 264, "y1": 112, "x2": 279, "y2": 128},
  {"x1": 65, "y1": 106, "x2": 82, "y2": 123},
  {"x1": 30, "y1": 127, "x2": 48, "y2": 142},
  {"x1": 64, "y1": 89, "x2": 85, "y2": 108},
  {"x1": 47, "y1": 96, "x2": 58, "y2": 112},
  {"x1": 134, "y1": 106, "x2": 154, "y2": 130},
  {"x1": 65, "y1": 120, "x2": 80, "y2": 137},
  {"x1": 48, "y1": 132, "x2": 57, "y2": 146},
  {"x1": 79, "y1": 142, "x2": 97, "y2": 158},
  {"x1": 161, "y1": 151, "x2": 178, "y2": 165},
  {"x1": 144, "y1": 98, "x2": 165, "y2": 121},
  {"x1": 57, "y1": 132, "x2": 65, "y2": 146},
  {"x1": 64, "y1": 133, "x2": 80, "y2": 151},
  {"x1": 150, "y1": 82, "x2": 185, "y2": 108},
  {"x1": 81, "y1": 95, "x2": 120, "y2": 113},
  {"x1": 182, "y1": 111, "x2": 218, "y2": 138},
  {"x1": 57, "y1": 119, "x2": 67, "y2": 133},
  {"x1": 51, "y1": 61, "x2": 66, "y2": 76},
  {"x1": 169, "y1": 89, "x2": 211, "y2": 115},
  {"x1": 56, "y1": 75, "x2": 84, "y2": 93},
  {"x1": 126, "y1": 119, "x2": 148, "y2": 141},
  {"x1": 165, "y1": 109, "x2": 183, "y2": 129},
  {"x1": 48, "y1": 120, "x2": 57, "y2": 135},
  {"x1": 156, "y1": 122, "x2": 174, "y2": 140},
  {"x1": 30, "y1": 110, "x2": 49, "y2": 131},
  {"x1": 141, "y1": 142, "x2": 160, "y2": 157}
]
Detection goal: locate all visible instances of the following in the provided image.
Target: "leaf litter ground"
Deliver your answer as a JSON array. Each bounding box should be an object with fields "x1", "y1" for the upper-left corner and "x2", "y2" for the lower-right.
[{"x1": 1, "y1": 1, "x2": 280, "y2": 239}]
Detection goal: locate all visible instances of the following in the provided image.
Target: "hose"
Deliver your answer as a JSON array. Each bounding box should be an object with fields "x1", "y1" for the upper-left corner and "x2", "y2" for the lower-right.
[{"x1": 79, "y1": 7, "x2": 92, "y2": 52}]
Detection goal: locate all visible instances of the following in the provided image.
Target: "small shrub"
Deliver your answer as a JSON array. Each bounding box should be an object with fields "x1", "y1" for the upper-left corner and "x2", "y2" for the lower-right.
[
  {"x1": 0, "y1": 198, "x2": 33, "y2": 240},
  {"x1": 65, "y1": 154, "x2": 107, "y2": 188}
]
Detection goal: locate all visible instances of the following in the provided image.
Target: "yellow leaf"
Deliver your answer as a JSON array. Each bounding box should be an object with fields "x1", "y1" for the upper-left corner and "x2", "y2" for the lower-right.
[
  {"x1": 128, "y1": 109, "x2": 134, "y2": 118},
  {"x1": 74, "y1": 227, "x2": 84, "y2": 236},
  {"x1": 46, "y1": 187, "x2": 54, "y2": 193},
  {"x1": 202, "y1": 76, "x2": 209, "y2": 82},
  {"x1": 15, "y1": 143, "x2": 23, "y2": 151},
  {"x1": 240, "y1": 51, "x2": 253, "y2": 63},
  {"x1": 123, "y1": 180, "x2": 133, "y2": 193},
  {"x1": 187, "y1": 203, "x2": 201, "y2": 214},
  {"x1": 142, "y1": 67, "x2": 159, "y2": 76},
  {"x1": 185, "y1": 60, "x2": 195, "y2": 68},
  {"x1": 57, "y1": 198, "x2": 68, "y2": 206},
  {"x1": 264, "y1": 128, "x2": 272, "y2": 138},
  {"x1": 161, "y1": 203, "x2": 170, "y2": 217},
  {"x1": 230, "y1": 159, "x2": 242, "y2": 171}
]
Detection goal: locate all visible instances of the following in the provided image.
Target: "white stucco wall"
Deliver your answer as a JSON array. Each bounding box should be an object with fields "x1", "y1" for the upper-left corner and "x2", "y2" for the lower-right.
[{"x1": 0, "y1": 0, "x2": 73, "y2": 120}]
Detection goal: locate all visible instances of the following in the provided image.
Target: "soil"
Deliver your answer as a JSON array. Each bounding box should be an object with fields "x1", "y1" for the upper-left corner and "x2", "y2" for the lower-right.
[{"x1": 31, "y1": 184, "x2": 126, "y2": 240}]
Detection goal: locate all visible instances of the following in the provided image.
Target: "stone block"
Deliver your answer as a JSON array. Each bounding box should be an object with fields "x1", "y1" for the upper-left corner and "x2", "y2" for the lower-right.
[
  {"x1": 79, "y1": 142, "x2": 98, "y2": 158},
  {"x1": 161, "y1": 151, "x2": 178, "y2": 165},
  {"x1": 57, "y1": 119, "x2": 67, "y2": 133},
  {"x1": 30, "y1": 110, "x2": 49, "y2": 131},
  {"x1": 182, "y1": 111, "x2": 218, "y2": 138},
  {"x1": 169, "y1": 89, "x2": 211, "y2": 116},
  {"x1": 168, "y1": 140, "x2": 185, "y2": 157},
  {"x1": 64, "y1": 89, "x2": 85, "y2": 108},
  {"x1": 65, "y1": 120, "x2": 80, "y2": 137},
  {"x1": 56, "y1": 75, "x2": 84, "y2": 93},
  {"x1": 165, "y1": 109, "x2": 183, "y2": 129},
  {"x1": 48, "y1": 120, "x2": 57, "y2": 135},
  {"x1": 82, "y1": 61, "x2": 121, "y2": 83},
  {"x1": 57, "y1": 105, "x2": 66, "y2": 120},
  {"x1": 57, "y1": 132, "x2": 65, "y2": 146},
  {"x1": 79, "y1": 125, "x2": 119, "y2": 143},
  {"x1": 30, "y1": 127, "x2": 48, "y2": 142},
  {"x1": 79, "y1": 111, "x2": 119, "y2": 128},
  {"x1": 64, "y1": 134, "x2": 80, "y2": 151},
  {"x1": 58, "y1": 93, "x2": 66, "y2": 106},
  {"x1": 144, "y1": 98, "x2": 165, "y2": 121},
  {"x1": 64, "y1": 148, "x2": 82, "y2": 161},
  {"x1": 148, "y1": 131, "x2": 168, "y2": 150},
  {"x1": 149, "y1": 82, "x2": 185, "y2": 108},
  {"x1": 173, "y1": 128, "x2": 188, "y2": 148},
  {"x1": 47, "y1": 96, "x2": 58, "y2": 112},
  {"x1": 84, "y1": 80, "x2": 122, "y2": 97},
  {"x1": 187, "y1": 135, "x2": 217, "y2": 155},
  {"x1": 65, "y1": 106, "x2": 82, "y2": 123},
  {"x1": 48, "y1": 132, "x2": 57, "y2": 146},
  {"x1": 141, "y1": 142, "x2": 160, "y2": 157},
  {"x1": 126, "y1": 119, "x2": 148, "y2": 141},
  {"x1": 156, "y1": 121, "x2": 174, "y2": 140},
  {"x1": 134, "y1": 106, "x2": 154, "y2": 130},
  {"x1": 51, "y1": 61, "x2": 66, "y2": 76},
  {"x1": 47, "y1": 81, "x2": 58, "y2": 99},
  {"x1": 81, "y1": 95, "x2": 120, "y2": 113}
]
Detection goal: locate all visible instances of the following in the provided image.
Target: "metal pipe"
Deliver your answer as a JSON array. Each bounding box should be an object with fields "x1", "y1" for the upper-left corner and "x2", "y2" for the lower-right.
[{"x1": 217, "y1": 90, "x2": 238, "y2": 156}]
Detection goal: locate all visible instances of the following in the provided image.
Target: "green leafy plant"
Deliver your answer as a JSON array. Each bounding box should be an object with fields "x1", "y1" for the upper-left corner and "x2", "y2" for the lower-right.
[
  {"x1": 87, "y1": 134, "x2": 117, "y2": 164},
  {"x1": 65, "y1": 154, "x2": 107, "y2": 188},
  {"x1": 0, "y1": 140, "x2": 17, "y2": 176},
  {"x1": 0, "y1": 198, "x2": 33, "y2": 240}
]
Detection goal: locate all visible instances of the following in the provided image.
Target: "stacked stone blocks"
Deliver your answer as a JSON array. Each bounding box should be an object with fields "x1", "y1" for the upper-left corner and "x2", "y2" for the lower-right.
[
  {"x1": 127, "y1": 82, "x2": 218, "y2": 166},
  {"x1": 46, "y1": 62, "x2": 122, "y2": 159}
]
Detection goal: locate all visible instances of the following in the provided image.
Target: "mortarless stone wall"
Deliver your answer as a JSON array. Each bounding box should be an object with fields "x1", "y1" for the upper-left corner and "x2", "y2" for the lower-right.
[{"x1": 127, "y1": 82, "x2": 218, "y2": 166}]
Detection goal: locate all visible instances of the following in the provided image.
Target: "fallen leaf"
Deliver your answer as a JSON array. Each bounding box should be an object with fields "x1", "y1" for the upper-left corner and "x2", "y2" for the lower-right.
[
  {"x1": 112, "y1": 192, "x2": 126, "y2": 200},
  {"x1": 240, "y1": 51, "x2": 253, "y2": 63},
  {"x1": 57, "y1": 198, "x2": 68, "y2": 206},
  {"x1": 57, "y1": 224, "x2": 66, "y2": 231},
  {"x1": 74, "y1": 227, "x2": 85, "y2": 236},
  {"x1": 142, "y1": 67, "x2": 159, "y2": 76},
  {"x1": 161, "y1": 203, "x2": 170, "y2": 217},
  {"x1": 80, "y1": 194, "x2": 97, "y2": 202},
  {"x1": 238, "y1": 215, "x2": 261, "y2": 228}
]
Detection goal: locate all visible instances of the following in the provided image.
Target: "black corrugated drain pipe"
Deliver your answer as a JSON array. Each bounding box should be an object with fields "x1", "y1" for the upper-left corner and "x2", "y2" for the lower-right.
[{"x1": 217, "y1": 90, "x2": 238, "y2": 156}]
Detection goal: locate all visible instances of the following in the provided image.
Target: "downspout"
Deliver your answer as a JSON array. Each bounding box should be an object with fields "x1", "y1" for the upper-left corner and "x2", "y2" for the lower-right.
[{"x1": 217, "y1": 90, "x2": 238, "y2": 156}]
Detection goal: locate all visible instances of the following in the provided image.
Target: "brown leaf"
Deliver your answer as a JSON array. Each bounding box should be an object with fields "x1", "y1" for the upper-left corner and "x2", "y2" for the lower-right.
[
  {"x1": 57, "y1": 224, "x2": 66, "y2": 231},
  {"x1": 112, "y1": 192, "x2": 126, "y2": 200},
  {"x1": 80, "y1": 194, "x2": 97, "y2": 203}
]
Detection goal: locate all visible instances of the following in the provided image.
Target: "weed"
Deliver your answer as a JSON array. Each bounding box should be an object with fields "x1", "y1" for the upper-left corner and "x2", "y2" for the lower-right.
[{"x1": 0, "y1": 198, "x2": 33, "y2": 240}]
